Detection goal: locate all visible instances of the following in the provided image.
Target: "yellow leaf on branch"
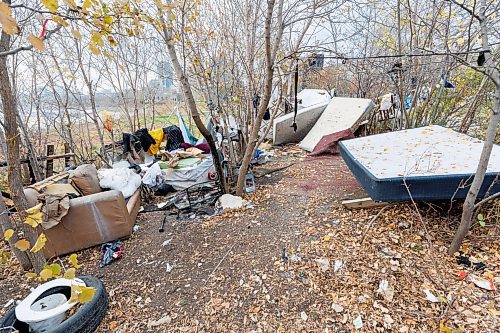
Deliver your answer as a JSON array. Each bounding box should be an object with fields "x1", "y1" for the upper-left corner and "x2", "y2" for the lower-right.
[
  {"x1": 4, "y1": 229, "x2": 14, "y2": 241},
  {"x1": 41, "y1": 0, "x2": 59, "y2": 13},
  {"x1": 71, "y1": 29, "x2": 82, "y2": 40},
  {"x1": 68, "y1": 253, "x2": 81, "y2": 268},
  {"x1": 63, "y1": 0, "x2": 77, "y2": 9},
  {"x1": 64, "y1": 267, "x2": 76, "y2": 279},
  {"x1": 25, "y1": 203, "x2": 43, "y2": 227},
  {"x1": 0, "y1": 2, "x2": 19, "y2": 35},
  {"x1": 30, "y1": 233, "x2": 47, "y2": 253},
  {"x1": 39, "y1": 268, "x2": 53, "y2": 281},
  {"x1": 15, "y1": 239, "x2": 30, "y2": 251}
]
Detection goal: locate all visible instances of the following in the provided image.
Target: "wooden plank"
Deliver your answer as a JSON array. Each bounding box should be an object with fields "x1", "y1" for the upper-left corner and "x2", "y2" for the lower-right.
[
  {"x1": 45, "y1": 144, "x2": 55, "y2": 178},
  {"x1": 342, "y1": 197, "x2": 388, "y2": 209}
]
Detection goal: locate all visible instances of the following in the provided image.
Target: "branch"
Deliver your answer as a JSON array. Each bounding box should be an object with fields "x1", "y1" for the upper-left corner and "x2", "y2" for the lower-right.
[
  {"x1": 0, "y1": 25, "x2": 62, "y2": 57},
  {"x1": 474, "y1": 192, "x2": 500, "y2": 210},
  {"x1": 446, "y1": 0, "x2": 482, "y2": 21}
]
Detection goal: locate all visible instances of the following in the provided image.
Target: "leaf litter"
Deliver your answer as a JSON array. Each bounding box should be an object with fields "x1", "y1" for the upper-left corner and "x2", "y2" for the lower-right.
[{"x1": 0, "y1": 147, "x2": 498, "y2": 332}]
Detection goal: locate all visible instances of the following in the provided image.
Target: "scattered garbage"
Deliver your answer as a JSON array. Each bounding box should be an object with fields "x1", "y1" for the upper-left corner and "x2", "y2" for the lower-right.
[
  {"x1": 456, "y1": 270, "x2": 468, "y2": 281},
  {"x1": 334, "y1": 260, "x2": 343, "y2": 273},
  {"x1": 315, "y1": 258, "x2": 330, "y2": 272},
  {"x1": 281, "y1": 248, "x2": 288, "y2": 265},
  {"x1": 244, "y1": 173, "x2": 256, "y2": 193},
  {"x1": 422, "y1": 289, "x2": 440, "y2": 303},
  {"x1": 353, "y1": 315, "x2": 363, "y2": 329},
  {"x1": 148, "y1": 315, "x2": 172, "y2": 328},
  {"x1": 133, "y1": 225, "x2": 140, "y2": 232},
  {"x1": 3, "y1": 299, "x2": 14, "y2": 308},
  {"x1": 162, "y1": 238, "x2": 172, "y2": 247},
  {"x1": 470, "y1": 275, "x2": 496, "y2": 291},
  {"x1": 377, "y1": 280, "x2": 395, "y2": 302},
  {"x1": 290, "y1": 254, "x2": 301, "y2": 262},
  {"x1": 331, "y1": 303, "x2": 344, "y2": 313},
  {"x1": 456, "y1": 253, "x2": 487, "y2": 271},
  {"x1": 217, "y1": 194, "x2": 245, "y2": 210},
  {"x1": 166, "y1": 263, "x2": 174, "y2": 273},
  {"x1": 331, "y1": 219, "x2": 340, "y2": 226},
  {"x1": 300, "y1": 311, "x2": 308, "y2": 322},
  {"x1": 100, "y1": 241, "x2": 124, "y2": 267}
]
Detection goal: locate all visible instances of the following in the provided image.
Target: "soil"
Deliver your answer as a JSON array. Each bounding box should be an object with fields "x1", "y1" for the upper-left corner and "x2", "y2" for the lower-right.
[{"x1": 1, "y1": 147, "x2": 499, "y2": 332}]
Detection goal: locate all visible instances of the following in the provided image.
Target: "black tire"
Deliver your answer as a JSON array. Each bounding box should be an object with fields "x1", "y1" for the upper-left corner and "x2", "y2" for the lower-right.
[{"x1": 0, "y1": 276, "x2": 108, "y2": 333}]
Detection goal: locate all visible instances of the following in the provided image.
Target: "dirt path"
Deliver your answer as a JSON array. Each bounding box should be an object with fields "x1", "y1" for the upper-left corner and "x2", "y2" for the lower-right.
[{"x1": 1, "y1": 153, "x2": 499, "y2": 332}]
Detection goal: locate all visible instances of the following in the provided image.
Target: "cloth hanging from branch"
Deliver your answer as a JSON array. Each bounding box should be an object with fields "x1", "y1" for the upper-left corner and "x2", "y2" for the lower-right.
[
  {"x1": 177, "y1": 112, "x2": 198, "y2": 145},
  {"x1": 291, "y1": 61, "x2": 299, "y2": 132}
]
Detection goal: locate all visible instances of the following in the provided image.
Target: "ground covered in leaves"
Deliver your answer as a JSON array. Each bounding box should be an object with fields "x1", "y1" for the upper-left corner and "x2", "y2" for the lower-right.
[{"x1": 1, "y1": 146, "x2": 499, "y2": 332}]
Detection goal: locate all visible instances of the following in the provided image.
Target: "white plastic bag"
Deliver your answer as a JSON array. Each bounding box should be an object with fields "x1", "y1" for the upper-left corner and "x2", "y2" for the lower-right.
[
  {"x1": 142, "y1": 162, "x2": 162, "y2": 187},
  {"x1": 98, "y1": 168, "x2": 141, "y2": 198}
]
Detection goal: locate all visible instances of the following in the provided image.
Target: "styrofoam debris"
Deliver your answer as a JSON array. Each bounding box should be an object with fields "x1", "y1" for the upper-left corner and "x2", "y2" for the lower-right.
[
  {"x1": 353, "y1": 315, "x2": 363, "y2": 329},
  {"x1": 422, "y1": 289, "x2": 439, "y2": 303},
  {"x1": 470, "y1": 275, "x2": 496, "y2": 291},
  {"x1": 217, "y1": 194, "x2": 244, "y2": 210}
]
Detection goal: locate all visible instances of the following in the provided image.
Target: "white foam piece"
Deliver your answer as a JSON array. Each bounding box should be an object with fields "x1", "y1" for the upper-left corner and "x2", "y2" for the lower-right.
[
  {"x1": 272, "y1": 102, "x2": 328, "y2": 145},
  {"x1": 299, "y1": 97, "x2": 374, "y2": 152},
  {"x1": 296, "y1": 89, "x2": 331, "y2": 109},
  {"x1": 340, "y1": 125, "x2": 500, "y2": 179}
]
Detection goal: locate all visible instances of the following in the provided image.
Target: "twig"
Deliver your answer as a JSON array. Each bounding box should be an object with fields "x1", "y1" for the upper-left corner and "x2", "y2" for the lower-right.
[
  {"x1": 360, "y1": 204, "x2": 394, "y2": 244},
  {"x1": 254, "y1": 163, "x2": 295, "y2": 178},
  {"x1": 207, "y1": 243, "x2": 237, "y2": 283},
  {"x1": 474, "y1": 192, "x2": 500, "y2": 210}
]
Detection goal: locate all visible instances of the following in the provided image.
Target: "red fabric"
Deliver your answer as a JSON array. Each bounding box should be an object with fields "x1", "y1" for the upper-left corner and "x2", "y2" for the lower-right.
[
  {"x1": 39, "y1": 19, "x2": 49, "y2": 38},
  {"x1": 180, "y1": 142, "x2": 211, "y2": 154},
  {"x1": 310, "y1": 129, "x2": 354, "y2": 156}
]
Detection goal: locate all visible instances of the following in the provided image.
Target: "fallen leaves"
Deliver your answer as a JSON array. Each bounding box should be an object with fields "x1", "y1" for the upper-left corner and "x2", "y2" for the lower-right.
[
  {"x1": 3, "y1": 229, "x2": 14, "y2": 241},
  {"x1": 70, "y1": 285, "x2": 96, "y2": 304},
  {"x1": 14, "y1": 239, "x2": 30, "y2": 251}
]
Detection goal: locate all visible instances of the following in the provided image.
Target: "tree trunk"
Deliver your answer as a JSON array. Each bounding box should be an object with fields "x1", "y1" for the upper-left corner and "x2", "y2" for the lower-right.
[
  {"x1": 0, "y1": 197, "x2": 32, "y2": 270},
  {"x1": 158, "y1": 5, "x2": 227, "y2": 193},
  {"x1": 449, "y1": 84, "x2": 499, "y2": 254},
  {"x1": 236, "y1": 0, "x2": 277, "y2": 196},
  {"x1": 0, "y1": 23, "x2": 46, "y2": 272},
  {"x1": 448, "y1": 0, "x2": 499, "y2": 255}
]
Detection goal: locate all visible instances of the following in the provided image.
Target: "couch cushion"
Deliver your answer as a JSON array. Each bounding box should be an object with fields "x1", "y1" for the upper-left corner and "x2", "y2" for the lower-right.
[{"x1": 69, "y1": 164, "x2": 101, "y2": 196}]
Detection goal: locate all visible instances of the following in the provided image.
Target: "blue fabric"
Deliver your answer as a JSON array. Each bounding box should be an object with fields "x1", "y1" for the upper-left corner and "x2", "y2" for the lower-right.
[{"x1": 441, "y1": 74, "x2": 455, "y2": 89}]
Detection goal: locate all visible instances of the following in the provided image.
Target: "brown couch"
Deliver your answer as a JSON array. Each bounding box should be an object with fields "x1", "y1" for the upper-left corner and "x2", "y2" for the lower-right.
[{"x1": 24, "y1": 171, "x2": 141, "y2": 259}]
